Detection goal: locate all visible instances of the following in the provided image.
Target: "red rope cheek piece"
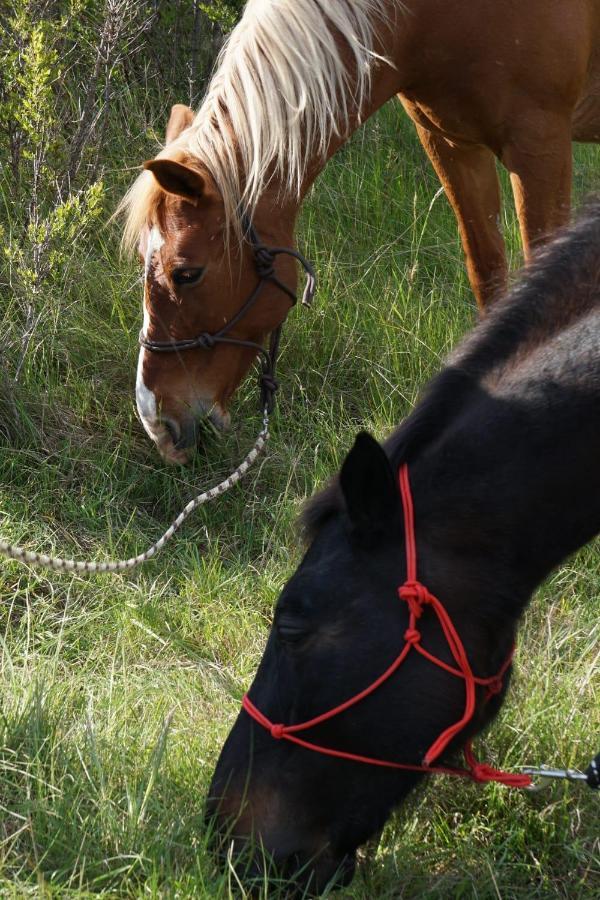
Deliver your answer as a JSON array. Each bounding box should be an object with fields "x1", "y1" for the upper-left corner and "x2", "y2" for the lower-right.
[{"x1": 242, "y1": 464, "x2": 532, "y2": 789}]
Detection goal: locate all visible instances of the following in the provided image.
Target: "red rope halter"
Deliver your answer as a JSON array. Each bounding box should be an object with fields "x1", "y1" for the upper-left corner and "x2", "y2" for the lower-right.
[{"x1": 242, "y1": 463, "x2": 532, "y2": 789}]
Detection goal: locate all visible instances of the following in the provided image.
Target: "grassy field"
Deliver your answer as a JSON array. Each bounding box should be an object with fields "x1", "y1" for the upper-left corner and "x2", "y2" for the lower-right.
[{"x1": 0, "y1": 102, "x2": 599, "y2": 898}]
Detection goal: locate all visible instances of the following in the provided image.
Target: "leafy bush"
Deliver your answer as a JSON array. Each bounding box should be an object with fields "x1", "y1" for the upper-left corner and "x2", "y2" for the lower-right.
[
  {"x1": 0, "y1": 0, "x2": 233, "y2": 390},
  {"x1": 199, "y1": 0, "x2": 244, "y2": 30}
]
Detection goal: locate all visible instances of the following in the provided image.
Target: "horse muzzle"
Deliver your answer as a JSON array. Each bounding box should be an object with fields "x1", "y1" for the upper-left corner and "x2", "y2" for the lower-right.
[
  {"x1": 205, "y1": 782, "x2": 357, "y2": 896},
  {"x1": 135, "y1": 383, "x2": 230, "y2": 464}
]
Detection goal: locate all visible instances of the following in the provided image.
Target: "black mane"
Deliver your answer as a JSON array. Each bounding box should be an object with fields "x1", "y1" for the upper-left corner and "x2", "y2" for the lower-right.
[{"x1": 303, "y1": 199, "x2": 600, "y2": 540}]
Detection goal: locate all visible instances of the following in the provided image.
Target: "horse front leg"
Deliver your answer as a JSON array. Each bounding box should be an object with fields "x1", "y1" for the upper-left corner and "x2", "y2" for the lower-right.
[
  {"x1": 412, "y1": 121, "x2": 507, "y2": 309},
  {"x1": 501, "y1": 111, "x2": 573, "y2": 262}
]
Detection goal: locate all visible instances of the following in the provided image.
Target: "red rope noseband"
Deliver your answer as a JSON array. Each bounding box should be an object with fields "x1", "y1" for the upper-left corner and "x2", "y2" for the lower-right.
[{"x1": 242, "y1": 463, "x2": 532, "y2": 789}]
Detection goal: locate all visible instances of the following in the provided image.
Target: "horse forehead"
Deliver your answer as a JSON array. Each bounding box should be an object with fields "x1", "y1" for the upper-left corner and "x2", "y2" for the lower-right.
[
  {"x1": 166, "y1": 191, "x2": 224, "y2": 234},
  {"x1": 278, "y1": 559, "x2": 351, "y2": 616},
  {"x1": 161, "y1": 213, "x2": 228, "y2": 264}
]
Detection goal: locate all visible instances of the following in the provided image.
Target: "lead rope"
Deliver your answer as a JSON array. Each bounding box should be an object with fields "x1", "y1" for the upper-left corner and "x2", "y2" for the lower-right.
[{"x1": 0, "y1": 410, "x2": 269, "y2": 573}]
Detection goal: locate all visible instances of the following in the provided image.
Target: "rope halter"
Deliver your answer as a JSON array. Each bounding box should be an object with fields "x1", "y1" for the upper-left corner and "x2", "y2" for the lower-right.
[
  {"x1": 243, "y1": 463, "x2": 533, "y2": 789},
  {"x1": 139, "y1": 216, "x2": 316, "y2": 415}
]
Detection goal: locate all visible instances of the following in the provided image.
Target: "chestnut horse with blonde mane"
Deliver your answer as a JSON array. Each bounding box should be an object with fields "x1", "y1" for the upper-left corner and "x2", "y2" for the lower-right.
[{"x1": 121, "y1": 0, "x2": 600, "y2": 463}]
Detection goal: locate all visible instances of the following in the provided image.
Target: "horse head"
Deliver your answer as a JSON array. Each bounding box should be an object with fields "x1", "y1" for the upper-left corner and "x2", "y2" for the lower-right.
[
  {"x1": 124, "y1": 105, "x2": 301, "y2": 464},
  {"x1": 206, "y1": 431, "x2": 508, "y2": 894}
]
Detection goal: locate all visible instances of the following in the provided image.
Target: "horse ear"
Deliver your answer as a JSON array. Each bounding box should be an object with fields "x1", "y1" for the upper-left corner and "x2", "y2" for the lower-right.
[
  {"x1": 340, "y1": 432, "x2": 399, "y2": 536},
  {"x1": 143, "y1": 159, "x2": 205, "y2": 205},
  {"x1": 165, "y1": 103, "x2": 195, "y2": 144}
]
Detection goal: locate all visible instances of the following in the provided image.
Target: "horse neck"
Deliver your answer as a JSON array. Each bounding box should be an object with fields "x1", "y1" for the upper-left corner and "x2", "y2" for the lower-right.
[
  {"x1": 303, "y1": 99, "x2": 401, "y2": 198},
  {"x1": 408, "y1": 375, "x2": 600, "y2": 622},
  {"x1": 217, "y1": 2, "x2": 403, "y2": 225},
  {"x1": 296, "y1": 7, "x2": 403, "y2": 198},
  {"x1": 254, "y1": 50, "x2": 399, "y2": 228}
]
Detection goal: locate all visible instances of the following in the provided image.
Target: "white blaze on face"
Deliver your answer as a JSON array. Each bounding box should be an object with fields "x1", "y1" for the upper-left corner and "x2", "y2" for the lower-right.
[
  {"x1": 136, "y1": 225, "x2": 164, "y2": 435},
  {"x1": 144, "y1": 225, "x2": 164, "y2": 275},
  {"x1": 143, "y1": 224, "x2": 164, "y2": 330}
]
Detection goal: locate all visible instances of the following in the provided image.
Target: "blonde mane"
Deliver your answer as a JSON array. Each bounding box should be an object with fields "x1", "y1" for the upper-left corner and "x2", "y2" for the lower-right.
[{"x1": 121, "y1": 0, "x2": 393, "y2": 250}]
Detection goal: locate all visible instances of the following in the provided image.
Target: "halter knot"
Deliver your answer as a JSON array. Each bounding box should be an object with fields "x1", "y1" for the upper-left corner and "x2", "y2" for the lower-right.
[
  {"x1": 270, "y1": 723, "x2": 285, "y2": 740},
  {"x1": 196, "y1": 333, "x2": 216, "y2": 350},
  {"x1": 259, "y1": 373, "x2": 280, "y2": 412},
  {"x1": 254, "y1": 247, "x2": 276, "y2": 279},
  {"x1": 260, "y1": 373, "x2": 279, "y2": 394},
  {"x1": 486, "y1": 678, "x2": 503, "y2": 697},
  {"x1": 398, "y1": 580, "x2": 431, "y2": 618},
  {"x1": 403, "y1": 627, "x2": 421, "y2": 645}
]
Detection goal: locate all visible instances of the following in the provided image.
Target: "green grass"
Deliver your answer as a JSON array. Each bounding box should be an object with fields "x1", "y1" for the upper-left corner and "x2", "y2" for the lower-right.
[{"x1": 0, "y1": 102, "x2": 599, "y2": 898}]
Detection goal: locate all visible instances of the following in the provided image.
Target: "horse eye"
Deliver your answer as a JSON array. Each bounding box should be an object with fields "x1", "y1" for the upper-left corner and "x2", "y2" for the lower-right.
[
  {"x1": 172, "y1": 267, "x2": 205, "y2": 286},
  {"x1": 276, "y1": 618, "x2": 308, "y2": 645}
]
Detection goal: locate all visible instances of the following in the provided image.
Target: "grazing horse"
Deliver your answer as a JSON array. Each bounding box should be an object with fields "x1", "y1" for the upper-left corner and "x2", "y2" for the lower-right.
[
  {"x1": 207, "y1": 203, "x2": 600, "y2": 895},
  {"x1": 121, "y1": 0, "x2": 600, "y2": 462}
]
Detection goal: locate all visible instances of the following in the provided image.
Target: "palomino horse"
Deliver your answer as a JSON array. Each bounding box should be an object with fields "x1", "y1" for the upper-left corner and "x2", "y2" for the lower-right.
[
  {"x1": 121, "y1": 0, "x2": 600, "y2": 462},
  {"x1": 208, "y1": 203, "x2": 600, "y2": 894}
]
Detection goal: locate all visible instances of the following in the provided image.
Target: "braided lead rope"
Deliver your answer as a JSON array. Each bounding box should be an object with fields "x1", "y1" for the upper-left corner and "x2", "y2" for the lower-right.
[{"x1": 0, "y1": 410, "x2": 270, "y2": 574}]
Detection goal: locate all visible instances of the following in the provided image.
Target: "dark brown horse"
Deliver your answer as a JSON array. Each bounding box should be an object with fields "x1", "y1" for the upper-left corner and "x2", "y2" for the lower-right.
[
  {"x1": 207, "y1": 202, "x2": 600, "y2": 895},
  {"x1": 121, "y1": 0, "x2": 600, "y2": 462}
]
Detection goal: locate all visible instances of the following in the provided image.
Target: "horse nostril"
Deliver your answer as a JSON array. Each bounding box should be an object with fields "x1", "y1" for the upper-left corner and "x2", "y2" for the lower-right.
[
  {"x1": 174, "y1": 418, "x2": 200, "y2": 450},
  {"x1": 163, "y1": 418, "x2": 180, "y2": 444}
]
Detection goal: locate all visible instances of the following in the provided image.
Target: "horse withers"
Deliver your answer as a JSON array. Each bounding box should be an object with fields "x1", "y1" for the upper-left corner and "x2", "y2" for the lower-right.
[
  {"x1": 207, "y1": 203, "x2": 600, "y2": 894},
  {"x1": 121, "y1": 0, "x2": 600, "y2": 462}
]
